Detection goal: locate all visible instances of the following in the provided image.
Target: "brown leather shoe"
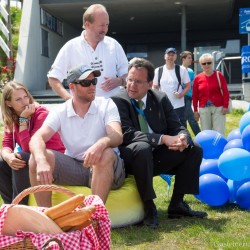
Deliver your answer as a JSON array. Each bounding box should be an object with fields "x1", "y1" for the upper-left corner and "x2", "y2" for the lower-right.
[{"x1": 168, "y1": 201, "x2": 208, "y2": 219}]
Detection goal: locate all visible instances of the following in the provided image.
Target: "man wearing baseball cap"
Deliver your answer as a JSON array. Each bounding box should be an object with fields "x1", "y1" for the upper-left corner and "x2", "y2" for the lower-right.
[
  {"x1": 29, "y1": 64, "x2": 125, "y2": 207},
  {"x1": 153, "y1": 47, "x2": 190, "y2": 128}
]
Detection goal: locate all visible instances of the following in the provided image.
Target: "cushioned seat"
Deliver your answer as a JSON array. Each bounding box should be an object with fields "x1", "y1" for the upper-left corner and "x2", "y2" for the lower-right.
[{"x1": 28, "y1": 175, "x2": 144, "y2": 228}]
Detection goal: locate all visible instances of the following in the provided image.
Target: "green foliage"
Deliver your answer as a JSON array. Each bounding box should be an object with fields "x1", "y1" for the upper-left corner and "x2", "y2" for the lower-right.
[
  {"x1": 232, "y1": 108, "x2": 246, "y2": 116},
  {"x1": 0, "y1": 7, "x2": 21, "y2": 89},
  {"x1": 10, "y1": 7, "x2": 22, "y2": 53},
  {"x1": 0, "y1": 7, "x2": 21, "y2": 61}
]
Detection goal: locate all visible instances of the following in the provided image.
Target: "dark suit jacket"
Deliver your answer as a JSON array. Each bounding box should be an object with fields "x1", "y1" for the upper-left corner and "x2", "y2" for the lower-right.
[{"x1": 111, "y1": 89, "x2": 193, "y2": 148}]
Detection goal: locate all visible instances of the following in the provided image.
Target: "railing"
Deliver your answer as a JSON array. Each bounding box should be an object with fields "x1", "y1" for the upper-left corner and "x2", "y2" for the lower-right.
[
  {"x1": 215, "y1": 56, "x2": 241, "y2": 85},
  {"x1": 215, "y1": 56, "x2": 244, "y2": 100}
]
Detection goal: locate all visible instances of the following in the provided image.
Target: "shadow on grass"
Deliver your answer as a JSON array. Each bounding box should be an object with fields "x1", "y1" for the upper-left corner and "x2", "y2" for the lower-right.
[
  {"x1": 112, "y1": 201, "x2": 245, "y2": 249},
  {"x1": 111, "y1": 207, "x2": 229, "y2": 248}
]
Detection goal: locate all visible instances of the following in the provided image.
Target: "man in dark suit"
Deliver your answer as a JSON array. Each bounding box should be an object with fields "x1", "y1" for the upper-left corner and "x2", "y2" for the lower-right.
[{"x1": 111, "y1": 58, "x2": 207, "y2": 228}]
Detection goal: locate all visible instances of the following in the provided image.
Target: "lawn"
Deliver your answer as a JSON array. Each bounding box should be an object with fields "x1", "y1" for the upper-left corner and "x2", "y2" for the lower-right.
[
  {"x1": 1, "y1": 110, "x2": 250, "y2": 250},
  {"x1": 111, "y1": 109, "x2": 250, "y2": 250}
]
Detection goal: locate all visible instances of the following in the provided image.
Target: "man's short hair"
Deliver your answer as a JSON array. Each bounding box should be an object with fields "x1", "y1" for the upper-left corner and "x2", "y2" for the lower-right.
[
  {"x1": 128, "y1": 58, "x2": 155, "y2": 82},
  {"x1": 180, "y1": 51, "x2": 193, "y2": 60},
  {"x1": 83, "y1": 4, "x2": 107, "y2": 27}
]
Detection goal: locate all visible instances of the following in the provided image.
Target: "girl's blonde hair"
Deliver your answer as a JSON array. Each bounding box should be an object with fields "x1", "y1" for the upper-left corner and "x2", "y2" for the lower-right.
[{"x1": 1, "y1": 81, "x2": 34, "y2": 132}]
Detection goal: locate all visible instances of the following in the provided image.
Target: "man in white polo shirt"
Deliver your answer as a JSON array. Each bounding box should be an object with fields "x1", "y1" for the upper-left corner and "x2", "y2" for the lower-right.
[
  {"x1": 47, "y1": 4, "x2": 128, "y2": 100},
  {"x1": 29, "y1": 65, "x2": 125, "y2": 207}
]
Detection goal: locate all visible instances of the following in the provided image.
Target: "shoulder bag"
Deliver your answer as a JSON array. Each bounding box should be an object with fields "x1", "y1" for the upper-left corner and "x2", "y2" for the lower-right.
[{"x1": 216, "y1": 71, "x2": 233, "y2": 113}]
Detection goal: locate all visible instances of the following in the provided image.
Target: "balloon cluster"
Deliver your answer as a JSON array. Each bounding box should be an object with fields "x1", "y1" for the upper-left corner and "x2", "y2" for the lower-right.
[{"x1": 194, "y1": 112, "x2": 250, "y2": 209}]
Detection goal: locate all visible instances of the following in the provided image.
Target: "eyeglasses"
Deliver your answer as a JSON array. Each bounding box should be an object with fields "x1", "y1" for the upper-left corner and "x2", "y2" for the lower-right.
[
  {"x1": 126, "y1": 78, "x2": 148, "y2": 85},
  {"x1": 74, "y1": 78, "x2": 97, "y2": 87},
  {"x1": 201, "y1": 62, "x2": 212, "y2": 66}
]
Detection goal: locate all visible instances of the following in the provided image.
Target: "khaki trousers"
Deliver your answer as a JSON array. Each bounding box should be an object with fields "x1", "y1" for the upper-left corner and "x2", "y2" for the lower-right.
[{"x1": 199, "y1": 106, "x2": 226, "y2": 136}]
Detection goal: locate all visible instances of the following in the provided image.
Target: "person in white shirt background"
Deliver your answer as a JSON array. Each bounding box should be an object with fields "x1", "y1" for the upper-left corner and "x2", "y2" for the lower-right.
[{"x1": 153, "y1": 48, "x2": 190, "y2": 127}]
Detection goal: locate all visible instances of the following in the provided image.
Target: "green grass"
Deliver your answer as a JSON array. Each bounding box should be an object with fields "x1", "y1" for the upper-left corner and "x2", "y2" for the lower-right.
[
  {"x1": 111, "y1": 109, "x2": 249, "y2": 250},
  {"x1": 111, "y1": 177, "x2": 250, "y2": 250},
  {"x1": 1, "y1": 109, "x2": 250, "y2": 249}
]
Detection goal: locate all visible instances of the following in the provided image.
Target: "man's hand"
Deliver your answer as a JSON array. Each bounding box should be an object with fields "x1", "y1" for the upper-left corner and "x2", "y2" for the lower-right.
[
  {"x1": 82, "y1": 142, "x2": 106, "y2": 167},
  {"x1": 36, "y1": 162, "x2": 53, "y2": 185},
  {"x1": 101, "y1": 77, "x2": 121, "y2": 92},
  {"x1": 161, "y1": 134, "x2": 188, "y2": 152}
]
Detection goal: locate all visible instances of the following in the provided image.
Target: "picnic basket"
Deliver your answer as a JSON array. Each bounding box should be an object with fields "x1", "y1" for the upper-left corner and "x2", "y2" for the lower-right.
[
  {"x1": 1, "y1": 237, "x2": 64, "y2": 250},
  {"x1": 0, "y1": 185, "x2": 111, "y2": 250}
]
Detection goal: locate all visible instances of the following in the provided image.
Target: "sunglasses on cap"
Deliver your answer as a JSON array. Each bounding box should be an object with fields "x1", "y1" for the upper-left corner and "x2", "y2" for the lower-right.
[
  {"x1": 201, "y1": 62, "x2": 212, "y2": 66},
  {"x1": 73, "y1": 78, "x2": 97, "y2": 87}
]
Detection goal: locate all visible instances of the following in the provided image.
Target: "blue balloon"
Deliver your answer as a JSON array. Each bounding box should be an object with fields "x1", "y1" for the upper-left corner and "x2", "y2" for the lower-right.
[
  {"x1": 236, "y1": 182, "x2": 250, "y2": 210},
  {"x1": 195, "y1": 174, "x2": 229, "y2": 206},
  {"x1": 227, "y1": 128, "x2": 241, "y2": 141},
  {"x1": 223, "y1": 139, "x2": 244, "y2": 151},
  {"x1": 200, "y1": 159, "x2": 219, "y2": 176},
  {"x1": 239, "y1": 111, "x2": 250, "y2": 134},
  {"x1": 199, "y1": 159, "x2": 227, "y2": 181},
  {"x1": 227, "y1": 179, "x2": 236, "y2": 203},
  {"x1": 242, "y1": 125, "x2": 250, "y2": 152},
  {"x1": 227, "y1": 178, "x2": 250, "y2": 204},
  {"x1": 194, "y1": 130, "x2": 227, "y2": 159},
  {"x1": 218, "y1": 148, "x2": 250, "y2": 181}
]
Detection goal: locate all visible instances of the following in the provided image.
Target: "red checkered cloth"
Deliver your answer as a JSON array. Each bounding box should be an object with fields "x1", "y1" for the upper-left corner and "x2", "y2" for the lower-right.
[{"x1": 0, "y1": 195, "x2": 111, "y2": 250}]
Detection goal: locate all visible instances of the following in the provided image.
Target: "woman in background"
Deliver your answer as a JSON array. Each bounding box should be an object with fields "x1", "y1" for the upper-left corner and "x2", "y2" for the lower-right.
[
  {"x1": 192, "y1": 53, "x2": 230, "y2": 136},
  {"x1": 0, "y1": 81, "x2": 65, "y2": 204}
]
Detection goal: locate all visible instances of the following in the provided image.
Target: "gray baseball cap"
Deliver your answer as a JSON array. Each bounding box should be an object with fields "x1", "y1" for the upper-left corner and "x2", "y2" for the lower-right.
[{"x1": 67, "y1": 65, "x2": 101, "y2": 84}]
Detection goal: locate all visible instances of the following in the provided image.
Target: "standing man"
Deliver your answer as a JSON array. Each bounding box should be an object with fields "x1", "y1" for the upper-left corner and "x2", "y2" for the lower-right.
[
  {"x1": 180, "y1": 51, "x2": 201, "y2": 135},
  {"x1": 153, "y1": 48, "x2": 190, "y2": 127},
  {"x1": 29, "y1": 65, "x2": 125, "y2": 207},
  {"x1": 112, "y1": 58, "x2": 207, "y2": 228},
  {"x1": 47, "y1": 4, "x2": 128, "y2": 100}
]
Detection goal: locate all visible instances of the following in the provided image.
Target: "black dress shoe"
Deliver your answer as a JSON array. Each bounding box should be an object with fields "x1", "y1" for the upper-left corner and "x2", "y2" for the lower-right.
[
  {"x1": 168, "y1": 201, "x2": 208, "y2": 219},
  {"x1": 144, "y1": 207, "x2": 159, "y2": 228}
]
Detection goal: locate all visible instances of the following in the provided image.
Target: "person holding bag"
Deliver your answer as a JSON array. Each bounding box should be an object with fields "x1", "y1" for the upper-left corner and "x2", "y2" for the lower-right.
[{"x1": 192, "y1": 53, "x2": 230, "y2": 136}]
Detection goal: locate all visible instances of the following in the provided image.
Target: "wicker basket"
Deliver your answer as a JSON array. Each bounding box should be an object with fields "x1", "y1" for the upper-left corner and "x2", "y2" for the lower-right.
[
  {"x1": 0, "y1": 185, "x2": 79, "y2": 250},
  {"x1": 1, "y1": 237, "x2": 36, "y2": 250},
  {"x1": 1, "y1": 237, "x2": 64, "y2": 250}
]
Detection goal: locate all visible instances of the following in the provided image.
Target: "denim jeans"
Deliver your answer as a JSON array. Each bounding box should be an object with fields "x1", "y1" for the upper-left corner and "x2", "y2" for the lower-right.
[
  {"x1": 184, "y1": 96, "x2": 201, "y2": 135},
  {"x1": 174, "y1": 106, "x2": 187, "y2": 128}
]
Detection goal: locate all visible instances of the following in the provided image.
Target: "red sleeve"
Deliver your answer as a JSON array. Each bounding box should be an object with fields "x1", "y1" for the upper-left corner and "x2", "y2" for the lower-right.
[
  {"x1": 18, "y1": 106, "x2": 48, "y2": 152},
  {"x1": 2, "y1": 128, "x2": 14, "y2": 151}
]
